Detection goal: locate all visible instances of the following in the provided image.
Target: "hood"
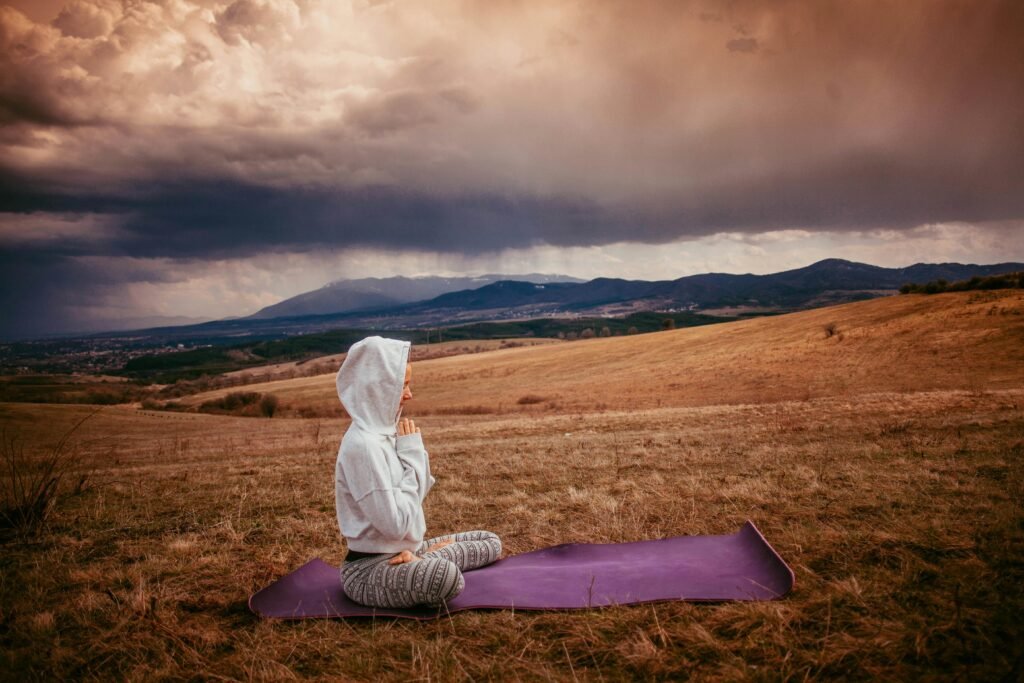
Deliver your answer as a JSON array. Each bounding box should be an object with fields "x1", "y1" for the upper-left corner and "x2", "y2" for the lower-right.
[{"x1": 336, "y1": 336, "x2": 410, "y2": 435}]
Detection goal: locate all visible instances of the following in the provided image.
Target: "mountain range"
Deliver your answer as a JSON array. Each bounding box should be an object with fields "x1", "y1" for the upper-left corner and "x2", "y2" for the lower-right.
[
  {"x1": 91, "y1": 258, "x2": 1023, "y2": 343},
  {"x1": 320, "y1": 258, "x2": 1024, "y2": 327},
  {"x1": 246, "y1": 274, "x2": 584, "y2": 319}
]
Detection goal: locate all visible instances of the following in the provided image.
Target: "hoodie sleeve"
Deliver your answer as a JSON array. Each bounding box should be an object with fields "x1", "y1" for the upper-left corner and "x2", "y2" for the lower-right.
[
  {"x1": 396, "y1": 432, "x2": 435, "y2": 501},
  {"x1": 338, "y1": 434, "x2": 430, "y2": 542}
]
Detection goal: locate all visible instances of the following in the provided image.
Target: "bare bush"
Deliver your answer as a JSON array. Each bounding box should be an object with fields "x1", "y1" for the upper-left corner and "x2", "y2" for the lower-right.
[
  {"x1": 1, "y1": 410, "x2": 97, "y2": 539},
  {"x1": 199, "y1": 391, "x2": 262, "y2": 416},
  {"x1": 259, "y1": 394, "x2": 280, "y2": 418},
  {"x1": 824, "y1": 322, "x2": 838, "y2": 338}
]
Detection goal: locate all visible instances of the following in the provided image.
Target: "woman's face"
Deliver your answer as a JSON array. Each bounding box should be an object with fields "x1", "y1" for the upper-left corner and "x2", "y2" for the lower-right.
[{"x1": 400, "y1": 363, "x2": 413, "y2": 405}]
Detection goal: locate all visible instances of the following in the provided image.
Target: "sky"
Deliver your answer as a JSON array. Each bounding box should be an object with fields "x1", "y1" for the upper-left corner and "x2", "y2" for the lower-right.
[{"x1": 1, "y1": 0, "x2": 1023, "y2": 338}]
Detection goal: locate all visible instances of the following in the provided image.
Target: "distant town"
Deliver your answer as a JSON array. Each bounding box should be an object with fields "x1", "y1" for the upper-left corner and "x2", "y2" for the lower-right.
[{"x1": 0, "y1": 337, "x2": 211, "y2": 375}]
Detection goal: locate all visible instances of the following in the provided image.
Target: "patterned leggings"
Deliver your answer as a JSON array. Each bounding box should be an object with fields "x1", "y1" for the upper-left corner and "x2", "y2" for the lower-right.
[{"x1": 341, "y1": 530, "x2": 502, "y2": 609}]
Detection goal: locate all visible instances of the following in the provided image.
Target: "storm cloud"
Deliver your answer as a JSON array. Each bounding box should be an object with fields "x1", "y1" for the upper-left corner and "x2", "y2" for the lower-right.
[{"x1": 1, "y1": 0, "x2": 1023, "y2": 336}]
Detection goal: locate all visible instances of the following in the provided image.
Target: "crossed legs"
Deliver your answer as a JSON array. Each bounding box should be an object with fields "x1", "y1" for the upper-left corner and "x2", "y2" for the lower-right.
[{"x1": 341, "y1": 530, "x2": 502, "y2": 609}]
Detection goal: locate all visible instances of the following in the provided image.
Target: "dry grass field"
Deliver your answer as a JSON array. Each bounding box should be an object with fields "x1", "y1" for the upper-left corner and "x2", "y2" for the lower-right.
[{"x1": 1, "y1": 290, "x2": 1022, "y2": 681}]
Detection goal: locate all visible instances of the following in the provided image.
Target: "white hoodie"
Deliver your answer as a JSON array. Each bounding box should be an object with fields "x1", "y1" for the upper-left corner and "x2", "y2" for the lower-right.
[{"x1": 334, "y1": 336, "x2": 436, "y2": 553}]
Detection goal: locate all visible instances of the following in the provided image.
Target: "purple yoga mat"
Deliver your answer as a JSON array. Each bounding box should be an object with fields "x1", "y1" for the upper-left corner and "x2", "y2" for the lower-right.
[{"x1": 249, "y1": 521, "x2": 794, "y2": 620}]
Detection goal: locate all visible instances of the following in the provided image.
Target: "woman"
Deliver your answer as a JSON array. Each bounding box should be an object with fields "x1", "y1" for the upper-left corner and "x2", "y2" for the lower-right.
[{"x1": 334, "y1": 336, "x2": 502, "y2": 608}]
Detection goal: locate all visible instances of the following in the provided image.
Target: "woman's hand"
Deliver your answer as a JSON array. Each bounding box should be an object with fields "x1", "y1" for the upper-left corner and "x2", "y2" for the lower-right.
[
  {"x1": 425, "y1": 539, "x2": 454, "y2": 553},
  {"x1": 397, "y1": 418, "x2": 421, "y2": 437},
  {"x1": 388, "y1": 550, "x2": 420, "y2": 565}
]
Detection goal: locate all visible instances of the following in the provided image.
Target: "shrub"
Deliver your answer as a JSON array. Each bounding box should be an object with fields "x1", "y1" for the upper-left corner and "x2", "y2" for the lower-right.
[
  {"x1": 627, "y1": 326, "x2": 639, "y2": 335},
  {"x1": 517, "y1": 394, "x2": 547, "y2": 405},
  {"x1": 82, "y1": 390, "x2": 126, "y2": 405},
  {"x1": 580, "y1": 328, "x2": 595, "y2": 339},
  {"x1": 224, "y1": 392, "x2": 260, "y2": 410},
  {"x1": 1, "y1": 410, "x2": 97, "y2": 539},
  {"x1": 259, "y1": 393, "x2": 280, "y2": 418},
  {"x1": 662, "y1": 318, "x2": 676, "y2": 330},
  {"x1": 600, "y1": 326, "x2": 611, "y2": 337},
  {"x1": 198, "y1": 391, "x2": 262, "y2": 415},
  {"x1": 824, "y1": 322, "x2": 838, "y2": 338}
]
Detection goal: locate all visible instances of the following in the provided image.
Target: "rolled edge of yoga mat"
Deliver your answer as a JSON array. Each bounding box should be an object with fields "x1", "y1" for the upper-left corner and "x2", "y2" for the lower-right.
[
  {"x1": 249, "y1": 520, "x2": 795, "y2": 620},
  {"x1": 738, "y1": 520, "x2": 797, "y2": 596}
]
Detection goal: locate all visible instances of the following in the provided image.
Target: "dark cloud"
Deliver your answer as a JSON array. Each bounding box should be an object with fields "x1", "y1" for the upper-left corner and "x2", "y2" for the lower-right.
[
  {"x1": 1, "y1": 0, "x2": 1024, "y2": 337},
  {"x1": 0, "y1": 179, "x2": 607, "y2": 258},
  {"x1": 0, "y1": 249, "x2": 168, "y2": 337},
  {"x1": 1, "y1": 0, "x2": 1022, "y2": 246},
  {"x1": 5, "y1": 150, "x2": 1024, "y2": 265}
]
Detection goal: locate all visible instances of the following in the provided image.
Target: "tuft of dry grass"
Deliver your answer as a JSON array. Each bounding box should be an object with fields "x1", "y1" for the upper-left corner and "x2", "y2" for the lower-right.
[
  {"x1": 1, "y1": 292, "x2": 1023, "y2": 680},
  {"x1": 0, "y1": 409, "x2": 100, "y2": 539}
]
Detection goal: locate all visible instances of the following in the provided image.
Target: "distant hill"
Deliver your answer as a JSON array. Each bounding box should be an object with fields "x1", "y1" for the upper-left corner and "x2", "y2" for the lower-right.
[
  {"x1": 178, "y1": 287, "x2": 1024, "y2": 415},
  {"x1": 78, "y1": 258, "x2": 1024, "y2": 345},
  {"x1": 246, "y1": 274, "x2": 584, "y2": 319},
  {"x1": 375, "y1": 259, "x2": 1024, "y2": 320}
]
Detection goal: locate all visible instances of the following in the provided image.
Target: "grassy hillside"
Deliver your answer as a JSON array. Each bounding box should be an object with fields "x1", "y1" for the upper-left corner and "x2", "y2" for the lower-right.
[
  {"x1": 119, "y1": 311, "x2": 726, "y2": 384},
  {"x1": 1, "y1": 289, "x2": 1022, "y2": 680},
  {"x1": 0, "y1": 374, "x2": 142, "y2": 405},
  {"x1": 179, "y1": 289, "x2": 1024, "y2": 417}
]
